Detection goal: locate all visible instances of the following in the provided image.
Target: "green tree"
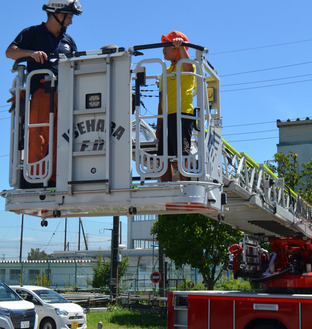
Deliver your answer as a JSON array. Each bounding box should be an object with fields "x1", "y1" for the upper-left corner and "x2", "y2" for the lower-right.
[
  {"x1": 300, "y1": 159, "x2": 312, "y2": 202},
  {"x1": 90, "y1": 255, "x2": 129, "y2": 288},
  {"x1": 265, "y1": 151, "x2": 300, "y2": 191},
  {"x1": 151, "y1": 214, "x2": 242, "y2": 289},
  {"x1": 27, "y1": 248, "x2": 49, "y2": 260},
  {"x1": 265, "y1": 151, "x2": 312, "y2": 203}
]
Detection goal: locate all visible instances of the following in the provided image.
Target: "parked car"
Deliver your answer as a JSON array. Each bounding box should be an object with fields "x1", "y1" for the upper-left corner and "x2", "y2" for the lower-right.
[
  {"x1": 0, "y1": 281, "x2": 37, "y2": 329},
  {"x1": 0, "y1": 316, "x2": 14, "y2": 329},
  {"x1": 10, "y1": 286, "x2": 86, "y2": 329}
]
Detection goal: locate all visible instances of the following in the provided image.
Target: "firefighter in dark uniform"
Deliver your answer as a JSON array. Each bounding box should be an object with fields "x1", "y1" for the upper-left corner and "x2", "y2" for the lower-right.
[{"x1": 5, "y1": 0, "x2": 82, "y2": 185}]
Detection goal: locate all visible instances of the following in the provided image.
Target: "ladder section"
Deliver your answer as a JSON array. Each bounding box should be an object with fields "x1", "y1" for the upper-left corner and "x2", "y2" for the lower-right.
[{"x1": 222, "y1": 139, "x2": 312, "y2": 237}]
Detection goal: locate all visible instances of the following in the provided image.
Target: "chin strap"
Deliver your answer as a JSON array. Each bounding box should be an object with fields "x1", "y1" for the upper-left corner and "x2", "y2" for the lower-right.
[{"x1": 52, "y1": 13, "x2": 68, "y2": 34}]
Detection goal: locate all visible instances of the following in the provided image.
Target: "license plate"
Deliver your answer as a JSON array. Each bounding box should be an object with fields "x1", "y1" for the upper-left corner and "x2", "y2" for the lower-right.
[
  {"x1": 21, "y1": 321, "x2": 30, "y2": 329},
  {"x1": 71, "y1": 322, "x2": 79, "y2": 328}
]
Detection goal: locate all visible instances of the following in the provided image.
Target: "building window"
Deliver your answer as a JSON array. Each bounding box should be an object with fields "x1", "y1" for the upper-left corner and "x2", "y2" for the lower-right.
[
  {"x1": 134, "y1": 215, "x2": 157, "y2": 222},
  {"x1": 28, "y1": 269, "x2": 39, "y2": 282},
  {"x1": 134, "y1": 239, "x2": 158, "y2": 249},
  {"x1": 10, "y1": 269, "x2": 21, "y2": 282},
  {"x1": 0, "y1": 269, "x2": 5, "y2": 281}
]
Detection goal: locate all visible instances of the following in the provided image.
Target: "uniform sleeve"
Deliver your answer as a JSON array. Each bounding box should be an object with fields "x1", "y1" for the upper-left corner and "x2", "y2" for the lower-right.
[{"x1": 9, "y1": 27, "x2": 33, "y2": 49}]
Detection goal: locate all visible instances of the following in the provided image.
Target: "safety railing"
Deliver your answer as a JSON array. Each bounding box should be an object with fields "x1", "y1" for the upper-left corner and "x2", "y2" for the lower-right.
[
  {"x1": 134, "y1": 58, "x2": 168, "y2": 179},
  {"x1": 133, "y1": 48, "x2": 219, "y2": 182},
  {"x1": 176, "y1": 59, "x2": 207, "y2": 178},
  {"x1": 23, "y1": 69, "x2": 56, "y2": 185},
  {"x1": 222, "y1": 139, "x2": 312, "y2": 224},
  {"x1": 8, "y1": 63, "x2": 26, "y2": 187},
  {"x1": 8, "y1": 57, "x2": 57, "y2": 188}
]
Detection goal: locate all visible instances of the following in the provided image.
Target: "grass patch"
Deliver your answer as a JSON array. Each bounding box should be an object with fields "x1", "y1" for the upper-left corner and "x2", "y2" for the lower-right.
[{"x1": 87, "y1": 308, "x2": 167, "y2": 329}]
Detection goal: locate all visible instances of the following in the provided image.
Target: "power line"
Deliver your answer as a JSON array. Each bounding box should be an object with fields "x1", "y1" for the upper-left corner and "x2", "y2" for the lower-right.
[
  {"x1": 226, "y1": 129, "x2": 312, "y2": 143},
  {"x1": 209, "y1": 39, "x2": 312, "y2": 55},
  {"x1": 221, "y1": 77, "x2": 312, "y2": 92},
  {"x1": 221, "y1": 73, "x2": 312, "y2": 87},
  {"x1": 226, "y1": 136, "x2": 279, "y2": 143},
  {"x1": 223, "y1": 129, "x2": 277, "y2": 136},
  {"x1": 223, "y1": 116, "x2": 312, "y2": 128},
  {"x1": 220, "y1": 60, "x2": 312, "y2": 77},
  {"x1": 223, "y1": 120, "x2": 276, "y2": 128},
  {"x1": 225, "y1": 129, "x2": 312, "y2": 141},
  {"x1": 44, "y1": 219, "x2": 62, "y2": 252}
]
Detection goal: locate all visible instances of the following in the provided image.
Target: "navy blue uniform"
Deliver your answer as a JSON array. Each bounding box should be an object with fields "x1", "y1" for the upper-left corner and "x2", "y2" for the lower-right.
[
  {"x1": 10, "y1": 22, "x2": 77, "y2": 83},
  {"x1": 8, "y1": 21, "x2": 78, "y2": 182}
]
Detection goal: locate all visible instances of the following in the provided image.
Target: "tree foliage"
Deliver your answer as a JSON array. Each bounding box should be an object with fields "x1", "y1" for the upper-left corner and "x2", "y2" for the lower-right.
[
  {"x1": 91, "y1": 255, "x2": 129, "y2": 288},
  {"x1": 265, "y1": 151, "x2": 312, "y2": 203},
  {"x1": 151, "y1": 214, "x2": 242, "y2": 289},
  {"x1": 27, "y1": 248, "x2": 49, "y2": 260}
]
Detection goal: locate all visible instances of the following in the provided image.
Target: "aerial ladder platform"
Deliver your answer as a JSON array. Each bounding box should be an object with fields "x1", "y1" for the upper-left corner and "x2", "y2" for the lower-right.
[
  {"x1": 2, "y1": 42, "x2": 312, "y2": 238},
  {"x1": 2, "y1": 43, "x2": 224, "y2": 220}
]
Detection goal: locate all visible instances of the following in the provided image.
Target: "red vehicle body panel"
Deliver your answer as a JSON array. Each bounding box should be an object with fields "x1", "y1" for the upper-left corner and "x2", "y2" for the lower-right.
[
  {"x1": 168, "y1": 291, "x2": 312, "y2": 329},
  {"x1": 262, "y1": 273, "x2": 312, "y2": 290}
]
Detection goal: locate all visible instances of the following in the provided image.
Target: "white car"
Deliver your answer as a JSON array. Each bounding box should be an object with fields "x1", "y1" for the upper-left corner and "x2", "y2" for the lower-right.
[
  {"x1": 0, "y1": 316, "x2": 14, "y2": 329},
  {"x1": 11, "y1": 286, "x2": 86, "y2": 329},
  {"x1": 0, "y1": 281, "x2": 37, "y2": 329}
]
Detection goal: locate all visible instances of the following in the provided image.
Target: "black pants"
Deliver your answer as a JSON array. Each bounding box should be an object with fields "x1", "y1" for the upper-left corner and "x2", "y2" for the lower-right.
[{"x1": 157, "y1": 113, "x2": 194, "y2": 156}]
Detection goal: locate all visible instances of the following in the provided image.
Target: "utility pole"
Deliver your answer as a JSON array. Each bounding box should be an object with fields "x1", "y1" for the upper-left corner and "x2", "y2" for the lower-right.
[
  {"x1": 19, "y1": 214, "x2": 24, "y2": 263},
  {"x1": 159, "y1": 242, "x2": 166, "y2": 297},
  {"x1": 80, "y1": 218, "x2": 88, "y2": 250},
  {"x1": 78, "y1": 218, "x2": 81, "y2": 251},
  {"x1": 110, "y1": 216, "x2": 119, "y2": 299},
  {"x1": 19, "y1": 214, "x2": 24, "y2": 283},
  {"x1": 78, "y1": 218, "x2": 88, "y2": 251},
  {"x1": 64, "y1": 218, "x2": 67, "y2": 251}
]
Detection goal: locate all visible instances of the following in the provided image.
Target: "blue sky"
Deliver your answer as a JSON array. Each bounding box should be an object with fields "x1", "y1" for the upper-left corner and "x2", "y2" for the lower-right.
[{"x1": 1, "y1": 0, "x2": 312, "y2": 260}]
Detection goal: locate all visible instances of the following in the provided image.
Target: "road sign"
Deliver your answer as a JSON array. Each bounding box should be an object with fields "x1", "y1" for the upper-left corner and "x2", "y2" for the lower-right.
[{"x1": 150, "y1": 271, "x2": 162, "y2": 284}]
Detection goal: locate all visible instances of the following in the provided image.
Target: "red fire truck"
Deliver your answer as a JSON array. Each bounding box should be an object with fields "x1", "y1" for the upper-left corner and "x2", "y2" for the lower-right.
[{"x1": 167, "y1": 235, "x2": 312, "y2": 329}]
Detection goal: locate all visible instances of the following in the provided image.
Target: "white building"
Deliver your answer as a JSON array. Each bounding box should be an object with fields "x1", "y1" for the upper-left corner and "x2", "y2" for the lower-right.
[{"x1": 277, "y1": 117, "x2": 312, "y2": 165}]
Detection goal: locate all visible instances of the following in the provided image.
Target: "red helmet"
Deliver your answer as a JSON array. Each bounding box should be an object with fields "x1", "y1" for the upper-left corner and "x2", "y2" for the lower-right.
[{"x1": 161, "y1": 31, "x2": 189, "y2": 49}]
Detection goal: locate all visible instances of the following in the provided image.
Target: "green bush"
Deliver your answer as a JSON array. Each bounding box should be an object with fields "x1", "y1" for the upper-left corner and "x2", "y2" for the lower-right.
[
  {"x1": 176, "y1": 279, "x2": 206, "y2": 291},
  {"x1": 215, "y1": 274, "x2": 253, "y2": 291}
]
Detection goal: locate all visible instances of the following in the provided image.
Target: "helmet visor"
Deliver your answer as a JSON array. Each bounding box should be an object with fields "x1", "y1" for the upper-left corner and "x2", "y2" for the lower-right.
[{"x1": 59, "y1": 1, "x2": 82, "y2": 15}]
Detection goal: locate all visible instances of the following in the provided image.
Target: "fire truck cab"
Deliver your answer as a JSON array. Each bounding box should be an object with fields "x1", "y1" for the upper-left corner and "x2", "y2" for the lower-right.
[{"x1": 2, "y1": 42, "x2": 225, "y2": 221}]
